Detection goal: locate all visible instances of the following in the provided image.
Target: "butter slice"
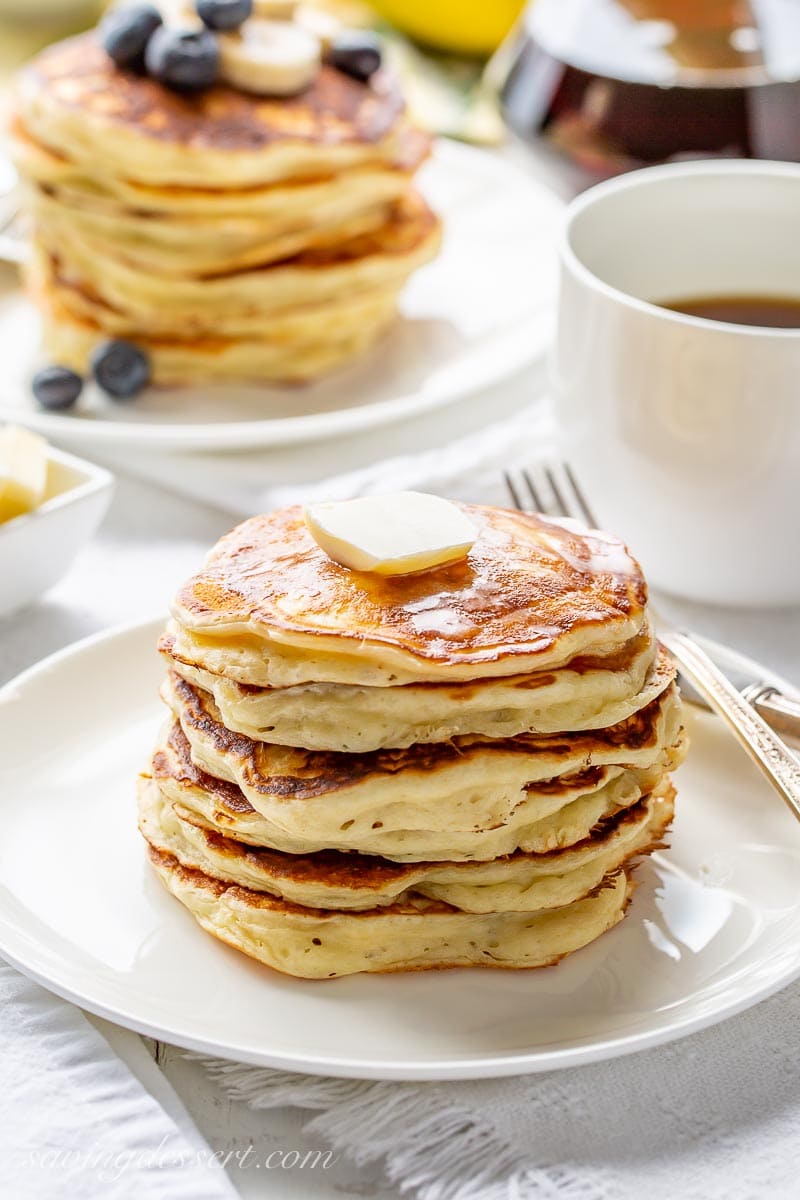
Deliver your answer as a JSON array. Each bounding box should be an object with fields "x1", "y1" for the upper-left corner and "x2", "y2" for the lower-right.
[
  {"x1": 304, "y1": 492, "x2": 476, "y2": 576},
  {"x1": 0, "y1": 425, "x2": 48, "y2": 523}
]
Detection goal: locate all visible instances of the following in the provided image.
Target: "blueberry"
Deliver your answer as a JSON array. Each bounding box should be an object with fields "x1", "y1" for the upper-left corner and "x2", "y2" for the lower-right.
[
  {"x1": 329, "y1": 32, "x2": 382, "y2": 84},
  {"x1": 90, "y1": 340, "x2": 151, "y2": 400},
  {"x1": 196, "y1": 0, "x2": 252, "y2": 32},
  {"x1": 144, "y1": 27, "x2": 220, "y2": 92},
  {"x1": 100, "y1": 4, "x2": 163, "y2": 70},
  {"x1": 31, "y1": 366, "x2": 84, "y2": 412}
]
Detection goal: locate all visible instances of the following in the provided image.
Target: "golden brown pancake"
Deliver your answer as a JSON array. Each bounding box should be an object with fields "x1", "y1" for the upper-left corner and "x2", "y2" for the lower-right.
[
  {"x1": 8, "y1": 110, "x2": 430, "y2": 215},
  {"x1": 163, "y1": 667, "x2": 679, "y2": 803},
  {"x1": 170, "y1": 504, "x2": 649, "y2": 686},
  {"x1": 18, "y1": 35, "x2": 405, "y2": 154},
  {"x1": 148, "y1": 709, "x2": 683, "y2": 861},
  {"x1": 146, "y1": 841, "x2": 636, "y2": 978},
  {"x1": 159, "y1": 632, "x2": 673, "y2": 751},
  {"x1": 138, "y1": 770, "x2": 675, "y2": 913},
  {"x1": 32, "y1": 189, "x2": 439, "y2": 319}
]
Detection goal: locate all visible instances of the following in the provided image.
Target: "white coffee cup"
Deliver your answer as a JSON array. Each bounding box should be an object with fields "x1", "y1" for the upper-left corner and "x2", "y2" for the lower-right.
[{"x1": 553, "y1": 160, "x2": 800, "y2": 607}]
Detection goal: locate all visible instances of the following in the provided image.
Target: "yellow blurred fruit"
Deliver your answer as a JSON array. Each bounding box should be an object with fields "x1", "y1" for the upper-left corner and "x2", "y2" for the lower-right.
[{"x1": 370, "y1": 0, "x2": 526, "y2": 56}]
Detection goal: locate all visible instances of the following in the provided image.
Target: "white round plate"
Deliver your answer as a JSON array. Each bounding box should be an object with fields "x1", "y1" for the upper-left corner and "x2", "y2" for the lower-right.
[
  {"x1": 0, "y1": 141, "x2": 561, "y2": 452},
  {"x1": 1, "y1": 620, "x2": 800, "y2": 1080}
]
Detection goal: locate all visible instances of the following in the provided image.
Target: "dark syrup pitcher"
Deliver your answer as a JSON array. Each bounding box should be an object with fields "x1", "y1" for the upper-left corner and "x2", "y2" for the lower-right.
[{"x1": 501, "y1": 0, "x2": 800, "y2": 188}]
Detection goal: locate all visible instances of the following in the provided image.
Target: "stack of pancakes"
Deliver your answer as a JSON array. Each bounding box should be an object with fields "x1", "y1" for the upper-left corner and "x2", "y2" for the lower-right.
[
  {"x1": 10, "y1": 35, "x2": 440, "y2": 385},
  {"x1": 139, "y1": 503, "x2": 686, "y2": 978}
]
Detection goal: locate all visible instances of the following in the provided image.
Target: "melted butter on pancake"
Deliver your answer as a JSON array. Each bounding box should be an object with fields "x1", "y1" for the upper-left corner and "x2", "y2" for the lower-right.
[{"x1": 173, "y1": 503, "x2": 648, "y2": 669}]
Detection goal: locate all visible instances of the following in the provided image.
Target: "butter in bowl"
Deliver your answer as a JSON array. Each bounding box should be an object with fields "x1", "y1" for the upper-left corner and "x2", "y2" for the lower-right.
[{"x1": 0, "y1": 425, "x2": 113, "y2": 617}]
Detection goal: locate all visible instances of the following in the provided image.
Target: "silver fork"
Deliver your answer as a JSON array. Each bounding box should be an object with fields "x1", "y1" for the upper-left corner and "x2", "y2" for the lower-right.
[{"x1": 505, "y1": 460, "x2": 800, "y2": 825}]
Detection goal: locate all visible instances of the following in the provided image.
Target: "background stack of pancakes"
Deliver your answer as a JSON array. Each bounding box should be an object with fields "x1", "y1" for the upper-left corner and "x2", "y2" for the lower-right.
[
  {"x1": 139, "y1": 502, "x2": 687, "y2": 979},
  {"x1": 10, "y1": 34, "x2": 440, "y2": 385}
]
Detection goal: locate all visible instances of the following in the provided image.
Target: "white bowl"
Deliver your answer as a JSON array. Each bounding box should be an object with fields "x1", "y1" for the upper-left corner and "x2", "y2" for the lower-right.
[{"x1": 0, "y1": 444, "x2": 113, "y2": 618}]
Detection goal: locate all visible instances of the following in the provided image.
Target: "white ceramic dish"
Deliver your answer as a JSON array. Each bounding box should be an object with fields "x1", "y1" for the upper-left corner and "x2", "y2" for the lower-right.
[
  {"x1": 0, "y1": 141, "x2": 562, "y2": 452},
  {"x1": 0, "y1": 443, "x2": 113, "y2": 618},
  {"x1": 1, "y1": 618, "x2": 799, "y2": 1080}
]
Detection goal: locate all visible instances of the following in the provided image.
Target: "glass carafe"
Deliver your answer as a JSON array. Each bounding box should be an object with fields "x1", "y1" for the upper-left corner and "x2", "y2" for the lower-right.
[{"x1": 501, "y1": 0, "x2": 800, "y2": 188}]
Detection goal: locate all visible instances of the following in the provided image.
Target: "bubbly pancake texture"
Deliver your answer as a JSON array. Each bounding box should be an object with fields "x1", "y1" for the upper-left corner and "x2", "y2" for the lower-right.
[
  {"x1": 171, "y1": 505, "x2": 649, "y2": 686},
  {"x1": 139, "y1": 774, "x2": 674, "y2": 914},
  {"x1": 147, "y1": 844, "x2": 634, "y2": 978}
]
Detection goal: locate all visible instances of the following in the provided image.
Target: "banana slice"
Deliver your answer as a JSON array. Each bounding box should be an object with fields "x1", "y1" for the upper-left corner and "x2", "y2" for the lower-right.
[
  {"x1": 159, "y1": 0, "x2": 204, "y2": 29},
  {"x1": 218, "y1": 17, "x2": 320, "y2": 95},
  {"x1": 295, "y1": 3, "x2": 342, "y2": 51},
  {"x1": 252, "y1": 0, "x2": 297, "y2": 16}
]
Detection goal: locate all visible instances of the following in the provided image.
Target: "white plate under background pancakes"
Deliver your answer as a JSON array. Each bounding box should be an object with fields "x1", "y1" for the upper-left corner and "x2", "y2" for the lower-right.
[
  {"x1": 0, "y1": 141, "x2": 561, "y2": 452},
  {"x1": 1, "y1": 618, "x2": 800, "y2": 1080}
]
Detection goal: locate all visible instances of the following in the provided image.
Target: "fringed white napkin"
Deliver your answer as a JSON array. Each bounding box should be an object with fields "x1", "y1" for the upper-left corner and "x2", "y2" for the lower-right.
[
  {"x1": 0, "y1": 962, "x2": 237, "y2": 1200},
  {"x1": 196, "y1": 978, "x2": 800, "y2": 1200}
]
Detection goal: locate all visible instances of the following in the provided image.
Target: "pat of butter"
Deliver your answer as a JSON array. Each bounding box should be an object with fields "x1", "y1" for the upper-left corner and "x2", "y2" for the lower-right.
[
  {"x1": 0, "y1": 425, "x2": 48, "y2": 524},
  {"x1": 304, "y1": 492, "x2": 476, "y2": 576}
]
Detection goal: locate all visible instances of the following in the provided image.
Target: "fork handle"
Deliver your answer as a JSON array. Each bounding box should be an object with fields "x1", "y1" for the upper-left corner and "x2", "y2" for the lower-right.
[
  {"x1": 744, "y1": 685, "x2": 800, "y2": 748},
  {"x1": 663, "y1": 630, "x2": 800, "y2": 824}
]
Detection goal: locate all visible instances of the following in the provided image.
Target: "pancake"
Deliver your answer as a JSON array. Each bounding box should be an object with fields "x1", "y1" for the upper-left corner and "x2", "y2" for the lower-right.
[
  {"x1": 27, "y1": 185, "x2": 399, "y2": 277},
  {"x1": 35, "y1": 294, "x2": 398, "y2": 385},
  {"x1": 170, "y1": 505, "x2": 650, "y2": 687},
  {"x1": 150, "y1": 709, "x2": 684, "y2": 861},
  {"x1": 31, "y1": 247, "x2": 400, "y2": 341},
  {"x1": 30, "y1": 191, "x2": 439, "y2": 331},
  {"x1": 161, "y1": 632, "x2": 670, "y2": 752},
  {"x1": 8, "y1": 115, "x2": 429, "y2": 217},
  {"x1": 30, "y1": 246, "x2": 406, "y2": 385},
  {"x1": 24, "y1": 185, "x2": 440, "y2": 383},
  {"x1": 146, "y1": 843, "x2": 634, "y2": 978},
  {"x1": 139, "y1": 773, "x2": 675, "y2": 914},
  {"x1": 160, "y1": 666, "x2": 683, "y2": 858},
  {"x1": 15, "y1": 35, "x2": 410, "y2": 187}
]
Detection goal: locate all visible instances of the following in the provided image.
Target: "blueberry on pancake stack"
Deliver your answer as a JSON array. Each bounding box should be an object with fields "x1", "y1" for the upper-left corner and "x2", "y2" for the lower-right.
[
  {"x1": 138, "y1": 494, "x2": 687, "y2": 979},
  {"x1": 9, "y1": 4, "x2": 440, "y2": 385}
]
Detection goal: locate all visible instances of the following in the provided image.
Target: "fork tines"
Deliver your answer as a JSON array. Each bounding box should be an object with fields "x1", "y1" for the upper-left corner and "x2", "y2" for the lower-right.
[{"x1": 504, "y1": 461, "x2": 598, "y2": 528}]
